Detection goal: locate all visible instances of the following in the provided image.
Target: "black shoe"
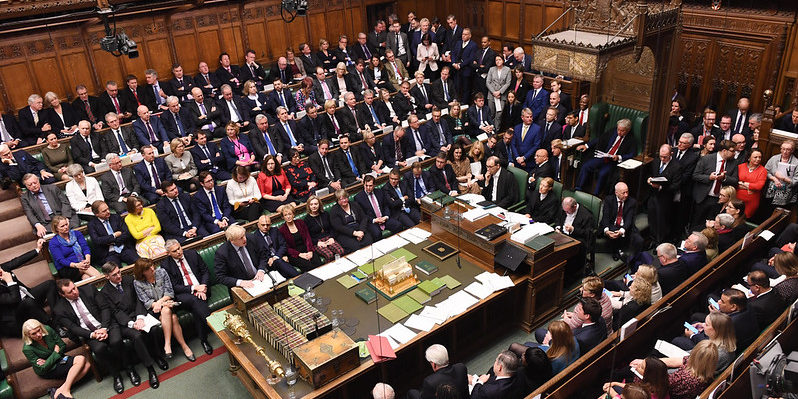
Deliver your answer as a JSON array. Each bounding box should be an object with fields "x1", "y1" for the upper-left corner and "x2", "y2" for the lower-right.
[
  {"x1": 185, "y1": 352, "x2": 196, "y2": 362},
  {"x1": 201, "y1": 340, "x2": 213, "y2": 355},
  {"x1": 164, "y1": 352, "x2": 174, "y2": 360},
  {"x1": 113, "y1": 375, "x2": 124, "y2": 394},
  {"x1": 147, "y1": 367, "x2": 160, "y2": 389},
  {"x1": 127, "y1": 368, "x2": 141, "y2": 386},
  {"x1": 155, "y1": 357, "x2": 169, "y2": 371}
]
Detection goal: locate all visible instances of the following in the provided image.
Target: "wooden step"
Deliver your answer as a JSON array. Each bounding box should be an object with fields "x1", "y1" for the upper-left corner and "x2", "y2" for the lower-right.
[
  {"x1": 13, "y1": 260, "x2": 54, "y2": 289},
  {"x1": 0, "y1": 215, "x2": 38, "y2": 250},
  {"x1": 0, "y1": 197, "x2": 24, "y2": 220},
  {"x1": 0, "y1": 187, "x2": 19, "y2": 202},
  {"x1": 0, "y1": 241, "x2": 42, "y2": 266}
]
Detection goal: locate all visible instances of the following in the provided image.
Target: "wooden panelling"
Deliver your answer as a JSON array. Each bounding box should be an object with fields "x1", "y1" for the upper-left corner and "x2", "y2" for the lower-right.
[
  {"x1": 324, "y1": 10, "x2": 345, "y2": 43},
  {"x1": 486, "y1": 2, "x2": 503, "y2": 37},
  {"x1": 60, "y1": 53, "x2": 94, "y2": 95},
  {"x1": 505, "y1": 3, "x2": 520, "y2": 40},
  {"x1": 523, "y1": 5, "x2": 543, "y2": 39},
  {"x1": 0, "y1": 63, "x2": 34, "y2": 109},
  {"x1": 266, "y1": 19, "x2": 289, "y2": 57},
  {"x1": 308, "y1": 13, "x2": 328, "y2": 49},
  {"x1": 173, "y1": 33, "x2": 200, "y2": 73},
  {"x1": 31, "y1": 58, "x2": 65, "y2": 99},
  {"x1": 599, "y1": 49, "x2": 655, "y2": 111}
]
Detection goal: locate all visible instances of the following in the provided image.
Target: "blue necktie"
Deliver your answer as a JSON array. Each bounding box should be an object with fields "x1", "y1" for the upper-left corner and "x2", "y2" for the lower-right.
[
  {"x1": 174, "y1": 113, "x2": 185, "y2": 136},
  {"x1": 209, "y1": 190, "x2": 222, "y2": 220},
  {"x1": 115, "y1": 130, "x2": 129, "y2": 153},
  {"x1": 346, "y1": 150, "x2": 359, "y2": 176},
  {"x1": 104, "y1": 220, "x2": 124, "y2": 253},
  {"x1": 37, "y1": 192, "x2": 53, "y2": 215},
  {"x1": 264, "y1": 132, "x2": 276, "y2": 155},
  {"x1": 395, "y1": 186, "x2": 409, "y2": 213},
  {"x1": 414, "y1": 178, "x2": 424, "y2": 198},
  {"x1": 284, "y1": 123, "x2": 297, "y2": 147},
  {"x1": 659, "y1": 163, "x2": 665, "y2": 174},
  {"x1": 173, "y1": 198, "x2": 190, "y2": 229},
  {"x1": 369, "y1": 105, "x2": 380, "y2": 125}
]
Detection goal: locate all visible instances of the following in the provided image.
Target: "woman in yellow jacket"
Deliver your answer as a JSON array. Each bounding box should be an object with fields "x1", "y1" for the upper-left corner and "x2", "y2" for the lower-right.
[{"x1": 124, "y1": 196, "x2": 166, "y2": 258}]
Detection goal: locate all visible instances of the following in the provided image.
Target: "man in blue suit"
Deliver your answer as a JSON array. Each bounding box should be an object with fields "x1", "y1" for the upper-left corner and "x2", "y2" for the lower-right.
[
  {"x1": 510, "y1": 108, "x2": 542, "y2": 171},
  {"x1": 132, "y1": 145, "x2": 173, "y2": 203},
  {"x1": 132, "y1": 105, "x2": 169, "y2": 153},
  {"x1": 189, "y1": 131, "x2": 230, "y2": 180},
  {"x1": 421, "y1": 108, "x2": 453, "y2": 157},
  {"x1": 406, "y1": 115, "x2": 434, "y2": 157},
  {"x1": 355, "y1": 175, "x2": 408, "y2": 239},
  {"x1": 572, "y1": 298, "x2": 608, "y2": 353},
  {"x1": 466, "y1": 93, "x2": 494, "y2": 139},
  {"x1": 156, "y1": 180, "x2": 209, "y2": 243},
  {"x1": 523, "y1": 75, "x2": 549, "y2": 123},
  {"x1": 681, "y1": 232, "x2": 709, "y2": 275},
  {"x1": 266, "y1": 79, "x2": 298, "y2": 118},
  {"x1": 192, "y1": 171, "x2": 233, "y2": 233},
  {"x1": 450, "y1": 28, "x2": 478, "y2": 103},
  {"x1": 250, "y1": 214, "x2": 299, "y2": 278},
  {"x1": 161, "y1": 96, "x2": 194, "y2": 144},
  {"x1": 87, "y1": 200, "x2": 138, "y2": 266},
  {"x1": 0, "y1": 144, "x2": 55, "y2": 186},
  {"x1": 403, "y1": 162, "x2": 435, "y2": 202},
  {"x1": 574, "y1": 119, "x2": 637, "y2": 195},
  {"x1": 214, "y1": 225, "x2": 269, "y2": 289}
]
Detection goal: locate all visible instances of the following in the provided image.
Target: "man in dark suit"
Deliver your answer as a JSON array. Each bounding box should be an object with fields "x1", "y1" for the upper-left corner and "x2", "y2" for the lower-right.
[
  {"x1": 778, "y1": 109, "x2": 798, "y2": 134},
  {"x1": 98, "y1": 81, "x2": 133, "y2": 123},
  {"x1": 382, "y1": 128, "x2": 411, "y2": 168},
  {"x1": 194, "y1": 62, "x2": 222, "y2": 98},
  {"x1": 313, "y1": 67, "x2": 340, "y2": 106},
  {"x1": 0, "y1": 144, "x2": 55, "y2": 186},
  {"x1": 88, "y1": 201, "x2": 138, "y2": 266},
  {"x1": 156, "y1": 180, "x2": 211, "y2": 242},
  {"x1": 249, "y1": 114, "x2": 283, "y2": 163},
  {"x1": 555, "y1": 196, "x2": 594, "y2": 255},
  {"x1": 511, "y1": 47, "x2": 533, "y2": 72},
  {"x1": 572, "y1": 298, "x2": 608, "y2": 353},
  {"x1": 338, "y1": 93, "x2": 364, "y2": 140},
  {"x1": 550, "y1": 80, "x2": 571, "y2": 112},
  {"x1": 575, "y1": 119, "x2": 638, "y2": 195},
  {"x1": 647, "y1": 144, "x2": 682, "y2": 244},
  {"x1": 298, "y1": 104, "x2": 327, "y2": 153},
  {"x1": 729, "y1": 97, "x2": 750, "y2": 135},
  {"x1": 510, "y1": 109, "x2": 543, "y2": 171},
  {"x1": 656, "y1": 243, "x2": 689, "y2": 294},
  {"x1": 215, "y1": 52, "x2": 242, "y2": 93},
  {"x1": 368, "y1": 20, "x2": 388, "y2": 58},
  {"x1": 355, "y1": 175, "x2": 410, "y2": 239},
  {"x1": 746, "y1": 270, "x2": 784, "y2": 328},
  {"x1": 523, "y1": 75, "x2": 549, "y2": 123},
  {"x1": 429, "y1": 152, "x2": 458, "y2": 194},
  {"x1": 240, "y1": 50, "x2": 268, "y2": 89},
  {"x1": 472, "y1": 36, "x2": 497, "y2": 98},
  {"x1": 714, "y1": 115, "x2": 734, "y2": 143},
  {"x1": 407, "y1": 344, "x2": 468, "y2": 399},
  {"x1": 350, "y1": 34, "x2": 375, "y2": 64},
  {"x1": 98, "y1": 262, "x2": 166, "y2": 386},
  {"x1": 307, "y1": 139, "x2": 343, "y2": 191},
  {"x1": 72, "y1": 85, "x2": 104, "y2": 130},
  {"x1": 730, "y1": 134, "x2": 749, "y2": 168},
  {"x1": 132, "y1": 105, "x2": 170, "y2": 153},
  {"x1": 405, "y1": 115, "x2": 434, "y2": 158},
  {"x1": 164, "y1": 64, "x2": 196, "y2": 104},
  {"x1": 0, "y1": 113, "x2": 23, "y2": 150},
  {"x1": 673, "y1": 133, "x2": 700, "y2": 236},
  {"x1": 186, "y1": 87, "x2": 224, "y2": 139},
  {"x1": 266, "y1": 79, "x2": 298, "y2": 117},
  {"x1": 358, "y1": 130, "x2": 384, "y2": 175},
  {"x1": 100, "y1": 113, "x2": 139, "y2": 157},
  {"x1": 404, "y1": 161, "x2": 435, "y2": 202},
  {"x1": 383, "y1": 168, "x2": 421, "y2": 225},
  {"x1": 449, "y1": 28, "x2": 478, "y2": 103},
  {"x1": 525, "y1": 149, "x2": 555, "y2": 197},
  {"x1": 193, "y1": 170, "x2": 233, "y2": 233},
  {"x1": 99, "y1": 153, "x2": 145, "y2": 214},
  {"x1": 386, "y1": 21, "x2": 411, "y2": 67},
  {"x1": 430, "y1": 67, "x2": 459, "y2": 110},
  {"x1": 298, "y1": 43, "x2": 321, "y2": 75},
  {"x1": 469, "y1": 351, "x2": 526, "y2": 399},
  {"x1": 70, "y1": 120, "x2": 103, "y2": 172},
  {"x1": 53, "y1": 279, "x2": 144, "y2": 394},
  {"x1": 270, "y1": 57, "x2": 292, "y2": 85},
  {"x1": 250, "y1": 214, "x2": 299, "y2": 278},
  {"x1": 681, "y1": 232, "x2": 709, "y2": 275},
  {"x1": 410, "y1": 72, "x2": 435, "y2": 115},
  {"x1": 121, "y1": 75, "x2": 153, "y2": 113},
  {"x1": 0, "y1": 239, "x2": 54, "y2": 337},
  {"x1": 18, "y1": 94, "x2": 51, "y2": 145},
  {"x1": 189, "y1": 131, "x2": 229, "y2": 180},
  {"x1": 600, "y1": 182, "x2": 643, "y2": 261},
  {"x1": 538, "y1": 108, "x2": 563, "y2": 155},
  {"x1": 691, "y1": 139, "x2": 738, "y2": 231},
  {"x1": 467, "y1": 93, "x2": 495, "y2": 139},
  {"x1": 214, "y1": 225, "x2": 268, "y2": 288},
  {"x1": 161, "y1": 240, "x2": 214, "y2": 355},
  {"x1": 218, "y1": 84, "x2": 250, "y2": 129},
  {"x1": 350, "y1": 60, "x2": 376, "y2": 99},
  {"x1": 479, "y1": 156, "x2": 518, "y2": 208},
  {"x1": 561, "y1": 111, "x2": 586, "y2": 140},
  {"x1": 20, "y1": 175, "x2": 77, "y2": 237},
  {"x1": 133, "y1": 145, "x2": 172, "y2": 203},
  {"x1": 423, "y1": 108, "x2": 453, "y2": 157},
  {"x1": 334, "y1": 135, "x2": 362, "y2": 186},
  {"x1": 161, "y1": 96, "x2": 194, "y2": 143},
  {"x1": 143, "y1": 69, "x2": 169, "y2": 111},
  {"x1": 489, "y1": 132, "x2": 509, "y2": 167},
  {"x1": 548, "y1": 92, "x2": 568, "y2": 125},
  {"x1": 673, "y1": 288, "x2": 759, "y2": 351},
  {"x1": 690, "y1": 110, "x2": 721, "y2": 148}
]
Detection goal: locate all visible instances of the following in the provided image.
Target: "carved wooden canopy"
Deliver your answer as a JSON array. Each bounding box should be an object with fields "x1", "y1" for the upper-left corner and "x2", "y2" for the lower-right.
[{"x1": 531, "y1": 0, "x2": 680, "y2": 81}]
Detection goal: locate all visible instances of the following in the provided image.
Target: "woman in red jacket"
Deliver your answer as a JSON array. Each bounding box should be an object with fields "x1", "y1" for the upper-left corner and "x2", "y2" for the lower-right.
[
  {"x1": 277, "y1": 204, "x2": 323, "y2": 271},
  {"x1": 257, "y1": 155, "x2": 293, "y2": 212}
]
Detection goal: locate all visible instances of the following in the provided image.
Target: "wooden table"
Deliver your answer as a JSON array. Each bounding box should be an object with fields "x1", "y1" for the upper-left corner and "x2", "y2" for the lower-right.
[{"x1": 209, "y1": 219, "x2": 579, "y2": 398}]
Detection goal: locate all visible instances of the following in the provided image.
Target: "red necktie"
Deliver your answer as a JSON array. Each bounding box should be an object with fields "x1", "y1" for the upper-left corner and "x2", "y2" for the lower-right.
[
  {"x1": 579, "y1": 110, "x2": 585, "y2": 125},
  {"x1": 132, "y1": 90, "x2": 140, "y2": 105},
  {"x1": 179, "y1": 259, "x2": 193, "y2": 286},
  {"x1": 615, "y1": 201, "x2": 623, "y2": 227},
  {"x1": 112, "y1": 97, "x2": 121, "y2": 114},
  {"x1": 714, "y1": 160, "x2": 725, "y2": 195},
  {"x1": 608, "y1": 136, "x2": 622, "y2": 155},
  {"x1": 443, "y1": 169, "x2": 450, "y2": 191},
  {"x1": 84, "y1": 101, "x2": 95, "y2": 123}
]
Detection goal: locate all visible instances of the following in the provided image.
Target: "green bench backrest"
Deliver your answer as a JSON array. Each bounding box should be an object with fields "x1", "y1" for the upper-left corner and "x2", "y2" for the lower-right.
[
  {"x1": 573, "y1": 190, "x2": 602, "y2": 227},
  {"x1": 506, "y1": 165, "x2": 528, "y2": 204},
  {"x1": 198, "y1": 242, "x2": 223, "y2": 281},
  {"x1": 588, "y1": 102, "x2": 649, "y2": 155}
]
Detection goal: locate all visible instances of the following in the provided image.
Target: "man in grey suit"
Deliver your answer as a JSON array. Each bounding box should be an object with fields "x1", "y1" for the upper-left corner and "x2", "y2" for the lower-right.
[
  {"x1": 386, "y1": 21, "x2": 411, "y2": 67},
  {"x1": 691, "y1": 139, "x2": 738, "y2": 230},
  {"x1": 99, "y1": 153, "x2": 146, "y2": 214},
  {"x1": 20, "y1": 173, "x2": 78, "y2": 237},
  {"x1": 100, "y1": 112, "x2": 139, "y2": 156}
]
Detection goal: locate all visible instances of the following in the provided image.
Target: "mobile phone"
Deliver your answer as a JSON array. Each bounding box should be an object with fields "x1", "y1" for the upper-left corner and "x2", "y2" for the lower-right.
[
  {"x1": 684, "y1": 321, "x2": 699, "y2": 334},
  {"x1": 625, "y1": 273, "x2": 634, "y2": 282},
  {"x1": 59, "y1": 356, "x2": 69, "y2": 364},
  {"x1": 709, "y1": 297, "x2": 720, "y2": 309}
]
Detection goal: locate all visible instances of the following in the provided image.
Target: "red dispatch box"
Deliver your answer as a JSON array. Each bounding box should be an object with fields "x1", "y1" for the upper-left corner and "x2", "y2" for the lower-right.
[{"x1": 292, "y1": 328, "x2": 360, "y2": 388}]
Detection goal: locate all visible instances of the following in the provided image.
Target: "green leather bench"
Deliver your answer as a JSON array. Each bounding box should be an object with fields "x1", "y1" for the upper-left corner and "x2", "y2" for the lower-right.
[
  {"x1": 506, "y1": 165, "x2": 528, "y2": 212},
  {"x1": 587, "y1": 102, "x2": 649, "y2": 153}
]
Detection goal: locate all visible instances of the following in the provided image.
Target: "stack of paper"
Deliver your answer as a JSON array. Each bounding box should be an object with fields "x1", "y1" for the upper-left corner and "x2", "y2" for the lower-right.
[
  {"x1": 618, "y1": 158, "x2": 643, "y2": 169},
  {"x1": 504, "y1": 212, "x2": 531, "y2": 225},
  {"x1": 654, "y1": 340, "x2": 689, "y2": 358},
  {"x1": 475, "y1": 271, "x2": 515, "y2": 292},
  {"x1": 437, "y1": 291, "x2": 479, "y2": 317},
  {"x1": 404, "y1": 314, "x2": 437, "y2": 332},
  {"x1": 510, "y1": 222, "x2": 554, "y2": 244},
  {"x1": 366, "y1": 335, "x2": 397, "y2": 363},
  {"x1": 457, "y1": 193, "x2": 486, "y2": 206},
  {"x1": 399, "y1": 228, "x2": 432, "y2": 244},
  {"x1": 373, "y1": 235, "x2": 409, "y2": 254},
  {"x1": 464, "y1": 282, "x2": 493, "y2": 300},
  {"x1": 463, "y1": 208, "x2": 490, "y2": 221},
  {"x1": 383, "y1": 323, "x2": 417, "y2": 345},
  {"x1": 420, "y1": 306, "x2": 448, "y2": 324},
  {"x1": 243, "y1": 279, "x2": 274, "y2": 297}
]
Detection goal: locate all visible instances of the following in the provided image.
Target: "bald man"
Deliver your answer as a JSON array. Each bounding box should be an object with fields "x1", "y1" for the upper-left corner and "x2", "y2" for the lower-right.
[
  {"x1": 599, "y1": 182, "x2": 643, "y2": 261},
  {"x1": 132, "y1": 105, "x2": 169, "y2": 153}
]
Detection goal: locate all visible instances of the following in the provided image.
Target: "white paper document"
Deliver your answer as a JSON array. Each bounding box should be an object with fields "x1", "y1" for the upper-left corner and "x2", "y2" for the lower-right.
[
  {"x1": 377, "y1": 333, "x2": 400, "y2": 350},
  {"x1": 464, "y1": 282, "x2": 493, "y2": 300},
  {"x1": 564, "y1": 138, "x2": 584, "y2": 147},
  {"x1": 618, "y1": 158, "x2": 643, "y2": 169},
  {"x1": 420, "y1": 306, "x2": 448, "y2": 324},
  {"x1": 463, "y1": 208, "x2": 490, "y2": 222},
  {"x1": 243, "y1": 279, "x2": 275, "y2": 297},
  {"x1": 404, "y1": 314, "x2": 437, "y2": 332},
  {"x1": 759, "y1": 230, "x2": 775, "y2": 241},
  {"x1": 654, "y1": 340, "x2": 689, "y2": 358},
  {"x1": 141, "y1": 314, "x2": 162, "y2": 333},
  {"x1": 510, "y1": 222, "x2": 554, "y2": 244},
  {"x1": 384, "y1": 323, "x2": 418, "y2": 345},
  {"x1": 470, "y1": 162, "x2": 482, "y2": 177}
]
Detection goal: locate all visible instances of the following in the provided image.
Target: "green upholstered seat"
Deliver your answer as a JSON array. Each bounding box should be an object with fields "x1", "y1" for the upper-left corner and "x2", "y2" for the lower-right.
[
  {"x1": 506, "y1": 165, "x2": 528, "y2": 212},
  {"x1": 0, "y1": 379, "x2": 12, "y2": 399},
  {"x1": 197, "y1": 242, "x2": 231, "y2": 311}
]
